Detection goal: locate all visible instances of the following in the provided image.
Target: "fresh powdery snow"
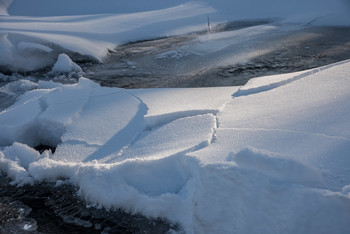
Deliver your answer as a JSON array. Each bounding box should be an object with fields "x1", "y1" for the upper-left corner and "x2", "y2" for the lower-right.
[{"x1": 1, "y1": 60, "x2": 350, "y2": 233}]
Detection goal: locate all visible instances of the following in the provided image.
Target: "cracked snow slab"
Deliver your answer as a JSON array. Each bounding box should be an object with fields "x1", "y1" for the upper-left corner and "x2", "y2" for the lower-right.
[
  {"x1": 105, "y1": 113, "x2": 217, "y2": 163},
  {"x1": 189, "y1": 59, "x2": 350, "y2": 190},
  {"x1": 54, "y1": 88, "x2": 146, "y2": 162},
  {"x1": 224, "y1": 60, "x2": 350, "y2": 138},
  {"x1": 1, "y1": 60, "x2": 350, "y2": 233}
]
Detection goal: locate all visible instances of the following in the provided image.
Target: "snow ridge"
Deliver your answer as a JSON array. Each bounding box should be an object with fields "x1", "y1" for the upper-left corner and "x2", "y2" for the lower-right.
[{"x1": 232, "y1": 59, "x2": 350, "y2": 97}]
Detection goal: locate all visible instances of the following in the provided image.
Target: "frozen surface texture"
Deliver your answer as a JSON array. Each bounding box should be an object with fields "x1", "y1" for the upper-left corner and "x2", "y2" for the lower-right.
[{"x1": 1, "y1": 60, "x2": 350, "y2": 233}]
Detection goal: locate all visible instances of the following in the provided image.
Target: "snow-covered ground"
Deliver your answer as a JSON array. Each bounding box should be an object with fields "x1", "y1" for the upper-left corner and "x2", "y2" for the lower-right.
[
  {"x1": 1, "y1": 0, "x2": 350, "y2": 233},
  {"x1": 1, "y1": 59, "x2": 350, "y2": 233}
]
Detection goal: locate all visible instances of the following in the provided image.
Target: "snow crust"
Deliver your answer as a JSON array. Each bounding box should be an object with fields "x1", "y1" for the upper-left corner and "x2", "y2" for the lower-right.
[{"x1": 1, "y1": 60, "x2": 350, "y2": 233}]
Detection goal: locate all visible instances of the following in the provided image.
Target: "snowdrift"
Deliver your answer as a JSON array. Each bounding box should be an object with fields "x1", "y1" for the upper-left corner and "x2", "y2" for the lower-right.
[
  {"x1": 1, "y1": 60, "x2": 350, "y2": 233},
  {"x1": 1, "y1": 0, "x2": 349, "y2": 72}
]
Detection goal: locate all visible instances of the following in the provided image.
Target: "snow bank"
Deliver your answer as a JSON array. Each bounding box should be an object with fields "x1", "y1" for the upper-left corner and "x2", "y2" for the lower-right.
[
  {"x1": 7, "y1": 0, "x2": 349, "y2": 25},
  {"x1": 0, "y1": 0, "x2": 12, "y2": 15},
  {"x1": 1, "y1": 0, "x2": 349, "y2": 72},
  {"x1": 0, "y1": 2, "x2": 216, "y2": 72},
  {"x1": 1, "y1": 60, "x2": 350, "y2": 232}
]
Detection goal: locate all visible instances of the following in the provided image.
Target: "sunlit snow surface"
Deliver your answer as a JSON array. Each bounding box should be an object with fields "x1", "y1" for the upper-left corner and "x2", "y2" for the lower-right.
[{"x1": 1, "y1": 60, "x2": 350, "y2": 233}]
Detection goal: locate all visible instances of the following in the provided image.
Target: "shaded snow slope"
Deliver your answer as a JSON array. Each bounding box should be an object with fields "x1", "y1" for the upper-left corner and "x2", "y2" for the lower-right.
[
  {"x1": 7, "y1": 0, "x2": 348, "y2": 24},
  {"x1": 0, "y1": 2, "x2": 215, "y2": 72},
  {"x1": 0, "y1": 0, "x2": 12, "y2": 15},
  {"x1": 1, "y1": 60, "x2": 350, "y2": 233}
]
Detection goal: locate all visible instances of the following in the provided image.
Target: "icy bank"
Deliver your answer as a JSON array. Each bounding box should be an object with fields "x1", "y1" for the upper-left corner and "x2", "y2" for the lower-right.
[
  {"x1": 1, "y1": 60, "x2": 350, "y2": 233},
  {"x1": 1, "y1": 0, "x2": 350, "y2": 72}
]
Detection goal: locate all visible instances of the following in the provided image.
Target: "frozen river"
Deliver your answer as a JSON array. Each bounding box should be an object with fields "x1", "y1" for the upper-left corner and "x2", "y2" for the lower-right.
[{"x1": 1, "y1": 22, "x2": 350, "y2": 233}]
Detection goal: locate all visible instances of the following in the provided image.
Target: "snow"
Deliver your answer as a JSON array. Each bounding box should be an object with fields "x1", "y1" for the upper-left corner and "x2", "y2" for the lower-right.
[
  {"x1": 0, "y1": 79, "x2": 38, "y2": 96},
  {"x1": 1, "y1": 60, "x2": 350, "y2": 233},
  {"x1": 1, "y1": 0, "x2": 350, "y2": 72},
  {"x1": 0, "y1": 0, "x2": 12, "y2": 15},
  {"x1": 50, "y1": 53, "x2": 82, "y2": 74},
  {"x1": 1, "y1": 0, "x2": 350, "y2": 233}
]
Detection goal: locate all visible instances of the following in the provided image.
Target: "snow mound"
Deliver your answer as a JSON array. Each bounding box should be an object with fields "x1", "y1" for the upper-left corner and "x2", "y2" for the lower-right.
[
  {"x1": 0, "y1": 0, "x2": 12, "y2": 15},
  {"x1": 17, "y1": 41, "x2": 53, "y2": 53},
  {"x1": 50, "y1": 53, "x2": 82, "y2": 74}
]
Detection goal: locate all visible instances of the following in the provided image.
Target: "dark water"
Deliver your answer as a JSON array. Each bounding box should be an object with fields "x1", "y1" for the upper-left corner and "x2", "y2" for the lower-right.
[
  {"x1": 0, "y1": 176, "x2": 179, "y2": 234},
  {"x1": 83, "y1": 26, "x2": 350, "y2": 88}
]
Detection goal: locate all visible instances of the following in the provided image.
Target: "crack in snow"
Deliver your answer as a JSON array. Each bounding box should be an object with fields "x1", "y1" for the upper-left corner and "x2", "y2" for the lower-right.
[
  {"x1": 232, "y1": 59, "x2": 350, "y2": 98},
  {"x1": 60, "y1": 139, "x2": 102, "y2": 148},
  {"x1": 220, "y1": 127, "x2": 350, "y2": 141}
]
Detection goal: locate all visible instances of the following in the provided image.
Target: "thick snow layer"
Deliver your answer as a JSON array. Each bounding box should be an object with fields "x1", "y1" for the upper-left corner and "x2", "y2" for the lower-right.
[
  {"x1": 1, "y1": 0, "x2": 349, "y2": 72},
  {"x1": 1, "y1": 60, "x2": 350, "y2": 233}
]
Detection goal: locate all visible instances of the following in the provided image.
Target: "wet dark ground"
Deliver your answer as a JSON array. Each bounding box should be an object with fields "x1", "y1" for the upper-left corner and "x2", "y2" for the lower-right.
[
  {"x1": 0, "y1": 176, "x2": 179, "y2": 234},
  {"x1": 1, "y1": 23, "x2": 350, "y2": 233}
]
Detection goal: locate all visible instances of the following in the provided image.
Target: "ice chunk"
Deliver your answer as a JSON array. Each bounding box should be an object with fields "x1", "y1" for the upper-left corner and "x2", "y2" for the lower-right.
[{"x1": 50, "y1": 53, "x2": 82, "y2": 74}]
